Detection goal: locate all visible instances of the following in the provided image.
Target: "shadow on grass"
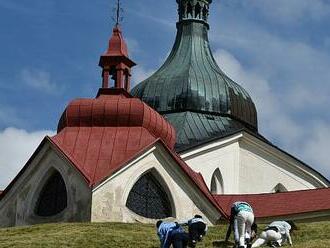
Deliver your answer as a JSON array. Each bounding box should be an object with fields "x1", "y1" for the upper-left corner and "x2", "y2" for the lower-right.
[{"x1": 212, "y1": 240, "x2": 234, "y2": 248}]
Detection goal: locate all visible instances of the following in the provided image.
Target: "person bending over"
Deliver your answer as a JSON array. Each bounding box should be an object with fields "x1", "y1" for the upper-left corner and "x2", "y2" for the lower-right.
[
  {"x1": 252, "y1": 220, "x2": 296, "y2": 247},
  {"x1": 156, "y1": 220, "x2": 189, "y2": 248},
  {"x1": 180, "y1": 215, "x2": 208, "y2": 247},
  {"x1": 225, "y1": 201, "x2": 255, "y2": 248}
]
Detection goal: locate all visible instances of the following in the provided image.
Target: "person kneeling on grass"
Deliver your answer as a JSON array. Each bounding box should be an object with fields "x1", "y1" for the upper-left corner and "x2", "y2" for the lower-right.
[
  {"x1": 252, "y1": 220, "x2": 296, "y2": 247},
  {"x1": 156, "y1": 220, "x2": 189, "y2": 248},
  {"x1": 225, "y1": 201, "x2": 255, "y2": 248},
  {"x1": 180, "y1": 215, "x2": 208, "y2": 247}
]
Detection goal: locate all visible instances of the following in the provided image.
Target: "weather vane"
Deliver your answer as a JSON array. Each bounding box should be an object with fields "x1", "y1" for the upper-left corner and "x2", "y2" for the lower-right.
[{"x1": 112, "y1": 0, "x2": 124, "y2": 26}]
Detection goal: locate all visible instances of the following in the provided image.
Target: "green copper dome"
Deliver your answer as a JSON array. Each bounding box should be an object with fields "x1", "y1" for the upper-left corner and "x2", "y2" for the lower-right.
[{"x1": 131, "y1": 0, "x2": 258, "y2": 151}]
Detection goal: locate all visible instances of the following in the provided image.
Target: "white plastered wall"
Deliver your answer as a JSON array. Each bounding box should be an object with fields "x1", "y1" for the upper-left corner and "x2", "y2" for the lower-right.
[
  {"x1": 238, "y1": 134, "x2": 325, "y2": 193},
  {"x1": 91, "y1": 144, "x2": 221, "y2": 225},
  {"x1": 0, "y1": 140, "x2": 92, "y2": 228},
  {"x1": 181, "y1": 139, "x2": 240, "y2": 194},
  {"x1": 181, "y1": 132, "x2": 328, "y2": 194}
]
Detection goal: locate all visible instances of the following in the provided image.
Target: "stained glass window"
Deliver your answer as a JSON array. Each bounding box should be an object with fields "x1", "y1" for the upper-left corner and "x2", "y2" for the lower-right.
[
  {"x1": 35, "y1": 171, "x2": 67, "y2": 217},
  {"x1": 126, "y1": 173, "x2": 172, "y2": 219}
]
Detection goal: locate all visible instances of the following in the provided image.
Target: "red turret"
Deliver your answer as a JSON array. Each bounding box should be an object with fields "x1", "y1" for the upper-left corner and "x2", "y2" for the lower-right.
[{"x1": 99, "y1": 26, "x2": 136, "y2": 90}]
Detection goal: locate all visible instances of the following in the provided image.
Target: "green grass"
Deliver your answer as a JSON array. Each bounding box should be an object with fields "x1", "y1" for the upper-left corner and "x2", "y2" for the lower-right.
[{"x1": 0, "y1": 221, "x2": 329, "y2": 247}]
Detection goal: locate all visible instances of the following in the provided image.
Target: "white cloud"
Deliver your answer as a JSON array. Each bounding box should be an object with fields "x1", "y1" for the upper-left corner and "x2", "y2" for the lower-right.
[
  {"x1": 287, "y1": 86, "x2": 328, "y2": 111},
  {"x1": 0, "y1": 105, "x2": 22, "y2": 128},
  {"x1": 126, "y1": 5, "x2": 175, "y2": 30},
  {"x1": 21, "y1": 69, "x2": 63, "y2": 95},
  {"x1": 247, "y1": 0, "x2": 330, "y2": 24},
  {"x1": 131, "y1": 66, "x2": 155, "y2": 87},
  {"x1": 303, "y1": 122, "x2": 330, "y2": 178},
  {"x1": 214, "y1": 49, "x2": 303, "y2": 143},
  {"x1": 125, "y1": 37, "x2": 141, "y2": 56},
  {"x1": 0, "y1": 128, "x2": 55, "y2": 189}
]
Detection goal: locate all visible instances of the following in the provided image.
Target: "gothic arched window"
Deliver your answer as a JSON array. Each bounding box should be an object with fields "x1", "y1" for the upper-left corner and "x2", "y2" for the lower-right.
[
  {"x1": 210, "y1": 168, "x2": 224, "y2": 194},
  {"x1": 35, "y1": 171, "x2": 67, "y2": 217},
  {"x1": 126, "y1": 172, "x2": 172, "y2": 219}
]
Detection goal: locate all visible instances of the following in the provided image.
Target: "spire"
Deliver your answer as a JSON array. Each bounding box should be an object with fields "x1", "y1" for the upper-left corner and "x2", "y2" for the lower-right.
[
  {"x1": 113, "y1": 0, "x2": 123, "y2": 27},
  {"x1": 177, "y1": 0, "x2": 212, "y2": 27},
  {"x1": 99, "y1": 1, "x2": 136, "y2": 90}
]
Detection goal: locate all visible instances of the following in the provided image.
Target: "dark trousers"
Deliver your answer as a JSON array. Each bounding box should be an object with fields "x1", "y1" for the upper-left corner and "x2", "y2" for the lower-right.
[{"x1": 171, "y1": 232, "x2": 190, "y2": 248}]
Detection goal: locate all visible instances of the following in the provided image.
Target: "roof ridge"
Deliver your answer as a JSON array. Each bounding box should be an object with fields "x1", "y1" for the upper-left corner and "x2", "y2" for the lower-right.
[{"x1": 213, "y1": 187, "x2": 330, "y2": 197}]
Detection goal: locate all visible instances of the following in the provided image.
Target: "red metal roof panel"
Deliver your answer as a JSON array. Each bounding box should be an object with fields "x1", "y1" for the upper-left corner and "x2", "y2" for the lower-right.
[
  {"x1": 213, "y1": 188, "x2": 330, "y2": 218},
  {"x1": 57, "y1": 91, "x2": 176, "y2": 150},
  {"x1": 51, "y1": 126, "x2": 158, "y2": 186}
]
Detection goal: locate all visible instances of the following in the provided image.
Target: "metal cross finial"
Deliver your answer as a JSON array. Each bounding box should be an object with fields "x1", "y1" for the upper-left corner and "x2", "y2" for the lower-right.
[{"x1": 112, "y1": 0, "x2": 124, "y2": 27}]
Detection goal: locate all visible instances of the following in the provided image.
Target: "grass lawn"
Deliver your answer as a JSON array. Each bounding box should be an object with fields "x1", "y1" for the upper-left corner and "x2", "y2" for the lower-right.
[{"x1": 0, "y1": 221, "x2": 329, "y2": 247}]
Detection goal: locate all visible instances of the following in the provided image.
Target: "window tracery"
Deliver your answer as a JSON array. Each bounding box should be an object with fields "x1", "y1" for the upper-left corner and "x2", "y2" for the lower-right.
[{"x1": 126, "y1": 172, "x2": 172, "y2": 219}]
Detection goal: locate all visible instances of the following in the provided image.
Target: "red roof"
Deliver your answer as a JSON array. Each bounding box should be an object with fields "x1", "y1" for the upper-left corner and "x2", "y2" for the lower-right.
[
  {"x1": 213, "y1": 188, "x2": 330, "y2": 219},
  {"x1": 54, "y1": 88, "x2": 176, "y2": 185},
  {"x1": 105, "y1": 26, "x2": 128, "y2": 57},
  {"x1": 57, "y1": 89, "x2": 176, "y2": 150},
  {"x1": 51, "y1": 126, "x2": 157, "y2": 186},
  {"x1": 99, "y1": 27, "x2": 135, "y2": 68}
]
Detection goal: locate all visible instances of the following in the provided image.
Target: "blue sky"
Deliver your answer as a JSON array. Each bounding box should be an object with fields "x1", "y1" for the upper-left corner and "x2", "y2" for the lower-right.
[{"x1": 0, "y1": 0, "x2": 330, "y2": 187}]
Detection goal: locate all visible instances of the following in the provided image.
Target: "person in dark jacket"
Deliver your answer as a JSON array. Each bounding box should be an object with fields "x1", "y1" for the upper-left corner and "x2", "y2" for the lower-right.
[{"x1": 180, "y1": 215, "x2": 208, "y2": 247}]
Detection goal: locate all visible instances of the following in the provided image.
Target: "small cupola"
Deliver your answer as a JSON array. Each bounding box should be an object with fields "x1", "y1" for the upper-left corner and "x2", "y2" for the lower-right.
[{"x1": 99, "y1": 25, "x2": 136, "y2": 90}]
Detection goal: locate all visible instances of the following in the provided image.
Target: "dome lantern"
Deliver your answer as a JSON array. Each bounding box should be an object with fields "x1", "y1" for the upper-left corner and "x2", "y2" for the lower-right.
[
  {"x1": 177, "y1": 0, "x2": 212, "y2": 26},
  {"x1": 99, "y1": 0, "x2": 136, "y2": 91}
]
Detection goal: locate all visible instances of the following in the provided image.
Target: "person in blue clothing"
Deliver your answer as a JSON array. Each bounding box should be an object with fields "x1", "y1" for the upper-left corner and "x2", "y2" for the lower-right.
[
  {"x1": 225, "y1": 201, "x2": 255, "y2": 248},
  {"x1": 156, "y1": 220, "x2": 189, "y2": 248}
]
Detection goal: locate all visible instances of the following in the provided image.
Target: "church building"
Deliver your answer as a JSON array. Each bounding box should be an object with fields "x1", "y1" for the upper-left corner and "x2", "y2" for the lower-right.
[{"x1": 0, "y1": 0, "x2": 330, "y2": 228}]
